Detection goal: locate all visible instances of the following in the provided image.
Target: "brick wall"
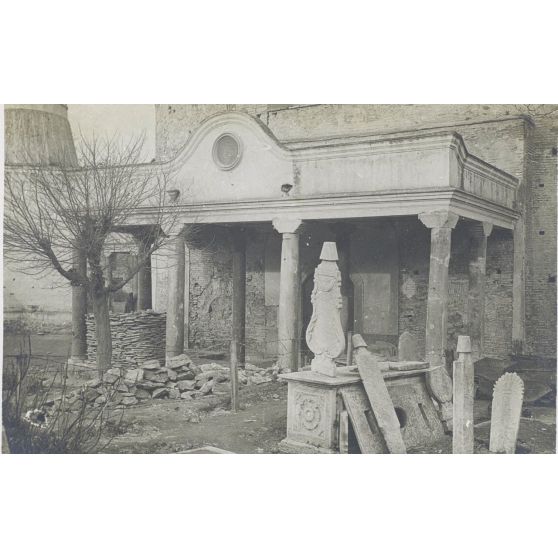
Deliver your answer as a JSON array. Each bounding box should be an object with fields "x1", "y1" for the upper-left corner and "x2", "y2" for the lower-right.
[
  {"x1": 524, "y1": 119, "x2": 558, "y2": 356},
  {"x1": 484, "y1": 229, "x2": 514, "y2": 357}
]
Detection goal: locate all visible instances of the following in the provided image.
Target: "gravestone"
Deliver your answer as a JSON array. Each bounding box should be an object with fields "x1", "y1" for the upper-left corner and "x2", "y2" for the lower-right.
[
  {"x1": 398, "y1": 331, "x2": 418, "y2": 361},
  {"x1": 353, "y1": 334, "x2": 406, "y2": 453},
  {"x1": 489, "y1": 372, "x2": 524, "y2": 454},
  {"x1": 306, "y1": 242, "x2": 345, "y2": 377},
  {"x1": 452, "y1": 335, "x2": 474, "y2": 454}
]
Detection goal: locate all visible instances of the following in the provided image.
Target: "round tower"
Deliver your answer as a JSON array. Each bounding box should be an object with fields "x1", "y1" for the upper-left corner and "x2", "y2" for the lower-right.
[{"x1": 4, "y1": 104, "x2": 78, "y2": 166}]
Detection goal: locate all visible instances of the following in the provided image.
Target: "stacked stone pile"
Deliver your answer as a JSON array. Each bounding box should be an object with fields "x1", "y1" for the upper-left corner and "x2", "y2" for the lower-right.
[
  {"x1": 71, "y1": 355, "x2": 279, "y2": 408},
  {"x1": 85, "y1": 311, "x2": 166, "y2": 367}
]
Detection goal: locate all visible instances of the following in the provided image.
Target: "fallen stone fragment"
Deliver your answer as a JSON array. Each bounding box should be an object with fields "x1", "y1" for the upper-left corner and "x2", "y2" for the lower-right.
[
  {"x1": 125, "y1": 368, "x2": 144, "y2": 382},
  {"x1": 177, "y1": 379, "x2": 197, "y2": 391},
  {"x1": 152, "y1": 387, "x2": 169, "y2": 399},
  {"x1": 168, "y1": 389, "x2": 180, "y2": 399},
  {"x1": 166, "y1": 368, "x2": 178, "y2": 381},
  {"x1": 176, "y1": 370, "x2": 196, "y2": 381},
  {"x1": 142, "y1": 360, "x2": 161, "y2": 370},
  {"x1": 95, "y1": 395, "x2": 107, "y2": 405},
  {"x1": 167, "y1": 354, "x2": 193, "y2": 369},
  {"x1": 143, "y1": 370, "x2": 167, "y2": 383},
  {"x1": 180, "y1": 392, "x2": 193, "y2": 400},
  {"x1": 135, "y1": 389, "x2": 151, "y2": 400},
  {"x1": 121, "y1": 396, "x2": 138, "y2": 406},
  {"x1": 103, "y1": 373, "x2": 120, "y2": 385},
  {"x1": 199, "y1": 379, "x2": 215, "y2": 395},
  {"x1": 137, "y1": 381, "x2": 165, "y2": 391},
  {"x1": 116, "y1": 383, "x2": 129, "y2": 393}
]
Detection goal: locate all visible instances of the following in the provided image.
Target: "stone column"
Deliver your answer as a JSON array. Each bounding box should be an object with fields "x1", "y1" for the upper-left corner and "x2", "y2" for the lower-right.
[
  {"x1": 467, "y1": 221, "x2": 493, "y2": 360},
  {"x1": 419, "y1": 210, "x2": 459, "y2": 367},
  {"x1": 71, "y1": 248, "x2": 88, "y2": 361},
  {"x1": 165, "y1": 232, "x2": 185, "y2": 360},
  {"x1": 134, "y1": 236, "x2": 153, "y2": 311},
  {"x1": 231, "y1": 228, "x2": 247, "y2": 367},
  {"x1": 273, "y1": 217, "x2": 302, "y2": 371}
]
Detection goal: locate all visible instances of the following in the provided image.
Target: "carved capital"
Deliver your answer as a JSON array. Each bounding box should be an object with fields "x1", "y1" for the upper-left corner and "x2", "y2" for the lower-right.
[
  {"x1": 272, "y1": 217, "x2": 302, "y2": 235},
  {"x1": 418, "y1": 210, "x2": 459, "y2": 230},
  {"x1": 482, "y1": 222, "x2": 494, "y2": 237}
]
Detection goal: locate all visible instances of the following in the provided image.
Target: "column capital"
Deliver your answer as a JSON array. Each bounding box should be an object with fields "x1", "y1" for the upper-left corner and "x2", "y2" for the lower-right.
[
  {"x1": 418, "y1": 210, "x2": 459, "y2": 230},
  {"x1": 272, "y1": 217, "x2": 302, "y2": 235},
  {"x1": 482, "y1": 222, "x2": 494, "y2": 237}
]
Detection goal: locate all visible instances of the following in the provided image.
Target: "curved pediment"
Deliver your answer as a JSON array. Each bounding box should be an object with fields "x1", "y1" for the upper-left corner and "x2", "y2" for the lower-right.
[{"x1": 166, "y1": 111, "x2": 295, "y2": 204}]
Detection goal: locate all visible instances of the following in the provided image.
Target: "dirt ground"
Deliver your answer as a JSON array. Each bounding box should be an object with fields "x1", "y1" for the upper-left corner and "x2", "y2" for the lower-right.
[
  {"x1": 3, "y1": 333, "x2": 556, "y2": 454},
  {"x1": 101, "y1": 381, "x2": 289, "y2": 454}
]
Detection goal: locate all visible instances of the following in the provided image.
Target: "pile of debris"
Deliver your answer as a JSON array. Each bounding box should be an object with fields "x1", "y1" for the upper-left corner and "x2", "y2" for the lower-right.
[
  {"x1": 69, "y1": 355, "x2": 279, "y2": 408},
  {"x1": 86, "y1": 311, "x2": 166, "y2": 367}
]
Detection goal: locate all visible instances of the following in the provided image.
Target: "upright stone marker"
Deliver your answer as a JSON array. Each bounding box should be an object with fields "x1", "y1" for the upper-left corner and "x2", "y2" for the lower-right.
[
  {"x1": 489, "y1": 373, "x2": 524, "y2": 454},
  {"x1": 398, "y1": 331, "x2": 418, "y2": 361},
  {"x1": 452, "y1": 335, "x2": 474, "y2": 454},
  {"x1": 306, "y1": 242, "x2": 345, "y2": 377}
]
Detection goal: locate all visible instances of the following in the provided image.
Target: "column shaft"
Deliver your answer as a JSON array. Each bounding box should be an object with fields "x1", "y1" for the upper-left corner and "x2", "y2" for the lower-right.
[
  {"x1": 231, "y1": 229, "x2": 246, "y2": 366},
  {"x1": 273, "y1": 218, "x2": 302, "y2": 371},
  {"x1": 419, "y1": 211, "x2": 459, "y2": 368},
  {"x1": 165, "y1": 234, "x2": 185, "y2": 360},
  {"x1": 467, "y1": 222, "x2": 492, "y2": 360},
  {"x1": 426, "y1": 226, "x2": 453, "y2": 366}
]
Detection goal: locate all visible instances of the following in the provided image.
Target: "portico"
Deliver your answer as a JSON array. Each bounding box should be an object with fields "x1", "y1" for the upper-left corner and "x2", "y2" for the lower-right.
[{"x1": 132, "y1": 111, "x2": 520, "y2": 372}]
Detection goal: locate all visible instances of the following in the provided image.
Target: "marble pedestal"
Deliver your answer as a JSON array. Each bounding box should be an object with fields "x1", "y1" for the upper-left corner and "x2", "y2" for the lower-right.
[{"x1": 279, "y1": 365, "x2": 444, "y2": 453}]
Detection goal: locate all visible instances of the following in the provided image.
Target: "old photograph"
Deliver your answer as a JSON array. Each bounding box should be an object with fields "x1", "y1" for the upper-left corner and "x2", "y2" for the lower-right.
[{"x1": 2, "y1": 103, "x2": 556, "y2": 454}]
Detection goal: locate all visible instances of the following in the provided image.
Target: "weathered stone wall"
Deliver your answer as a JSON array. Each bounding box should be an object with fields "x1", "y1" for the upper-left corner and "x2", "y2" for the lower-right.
[
  {"x1": 245, "y1": 228, "x2": 267, "y2": 358},
  {"x1": 187, "y1": 227, "x2": 233, "y2": 350},
  {"x1": 398, "y1": 218, "x2": 430, "y2": 360}
]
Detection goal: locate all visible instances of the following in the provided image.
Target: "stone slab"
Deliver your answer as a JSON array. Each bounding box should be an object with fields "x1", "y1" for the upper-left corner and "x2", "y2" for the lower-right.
[
  {"x1": 340, "y1": 385, "x2": 387, "y2": 454},
  {"x1": 354, "y1": 344, "x2": 406, "y2": 454}
]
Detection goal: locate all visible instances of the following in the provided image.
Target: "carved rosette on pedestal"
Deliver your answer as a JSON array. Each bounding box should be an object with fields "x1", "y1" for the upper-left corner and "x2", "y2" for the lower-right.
[{"x1": 305, "y1": 242, "x2": 345, "y2": 377}]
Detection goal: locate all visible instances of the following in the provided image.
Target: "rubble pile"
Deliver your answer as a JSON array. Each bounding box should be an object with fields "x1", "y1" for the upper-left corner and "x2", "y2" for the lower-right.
[
  {"x1": 85, "y1": 311, "x2": 166, "y2": 367},
  {"x1": 70, "y1": 355, "x2": 279, "y2": 408}
]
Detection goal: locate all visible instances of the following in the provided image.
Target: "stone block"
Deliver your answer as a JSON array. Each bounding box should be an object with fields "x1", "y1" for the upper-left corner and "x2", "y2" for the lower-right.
[
  {"x1": 152, "y1": 387, "x2": 169, "y2": 399},
  {"x1": 142, "y1": 360, "x2": 161, "y2": 370},
  {"x1": 177, "y1": 380, "x2": 196, "y2": 392},
  {"x1": 167, "y1": 354, "x2": 193, "y2": 369}
]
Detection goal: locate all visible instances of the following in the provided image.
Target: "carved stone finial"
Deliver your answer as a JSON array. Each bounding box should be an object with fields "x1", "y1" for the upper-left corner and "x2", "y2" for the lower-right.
[
  {"x1": 306, "y1": 242, "x2": 345, "y2": 377},
  {"x1": 319, "y1": 241, "x2": 338, "y2": 261}
]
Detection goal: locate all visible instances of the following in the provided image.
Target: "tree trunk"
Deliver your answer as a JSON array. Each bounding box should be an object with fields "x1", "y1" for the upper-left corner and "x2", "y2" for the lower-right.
[{"x1": 92, "y1": 290, "x2": 112, "y2": 376}]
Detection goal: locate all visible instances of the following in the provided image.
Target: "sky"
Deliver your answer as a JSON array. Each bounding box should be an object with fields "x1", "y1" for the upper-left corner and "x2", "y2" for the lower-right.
[{"x1": 68, "y1": 105, "x2": 156, "y2": 162}]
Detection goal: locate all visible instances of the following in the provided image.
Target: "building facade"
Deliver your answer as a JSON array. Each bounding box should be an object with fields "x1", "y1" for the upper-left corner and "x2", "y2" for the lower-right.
[
  {"x1": 4, "y1": 104, "x2": 557, "y2": 368},
  {"x1": 149, "y1": 104, "x2": 557, "y2": 366}
]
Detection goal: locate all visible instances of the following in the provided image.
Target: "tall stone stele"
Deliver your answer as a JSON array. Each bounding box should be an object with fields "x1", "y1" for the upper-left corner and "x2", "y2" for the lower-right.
[{"x1": 305, "y1": 242, "x2": 346, "y2": 377}]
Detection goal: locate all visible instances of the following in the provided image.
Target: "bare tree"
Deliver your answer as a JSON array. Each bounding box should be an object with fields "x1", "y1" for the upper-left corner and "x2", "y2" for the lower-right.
[{"x1": 4, "y1": 135, "x2": 180, "y2": 374}]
